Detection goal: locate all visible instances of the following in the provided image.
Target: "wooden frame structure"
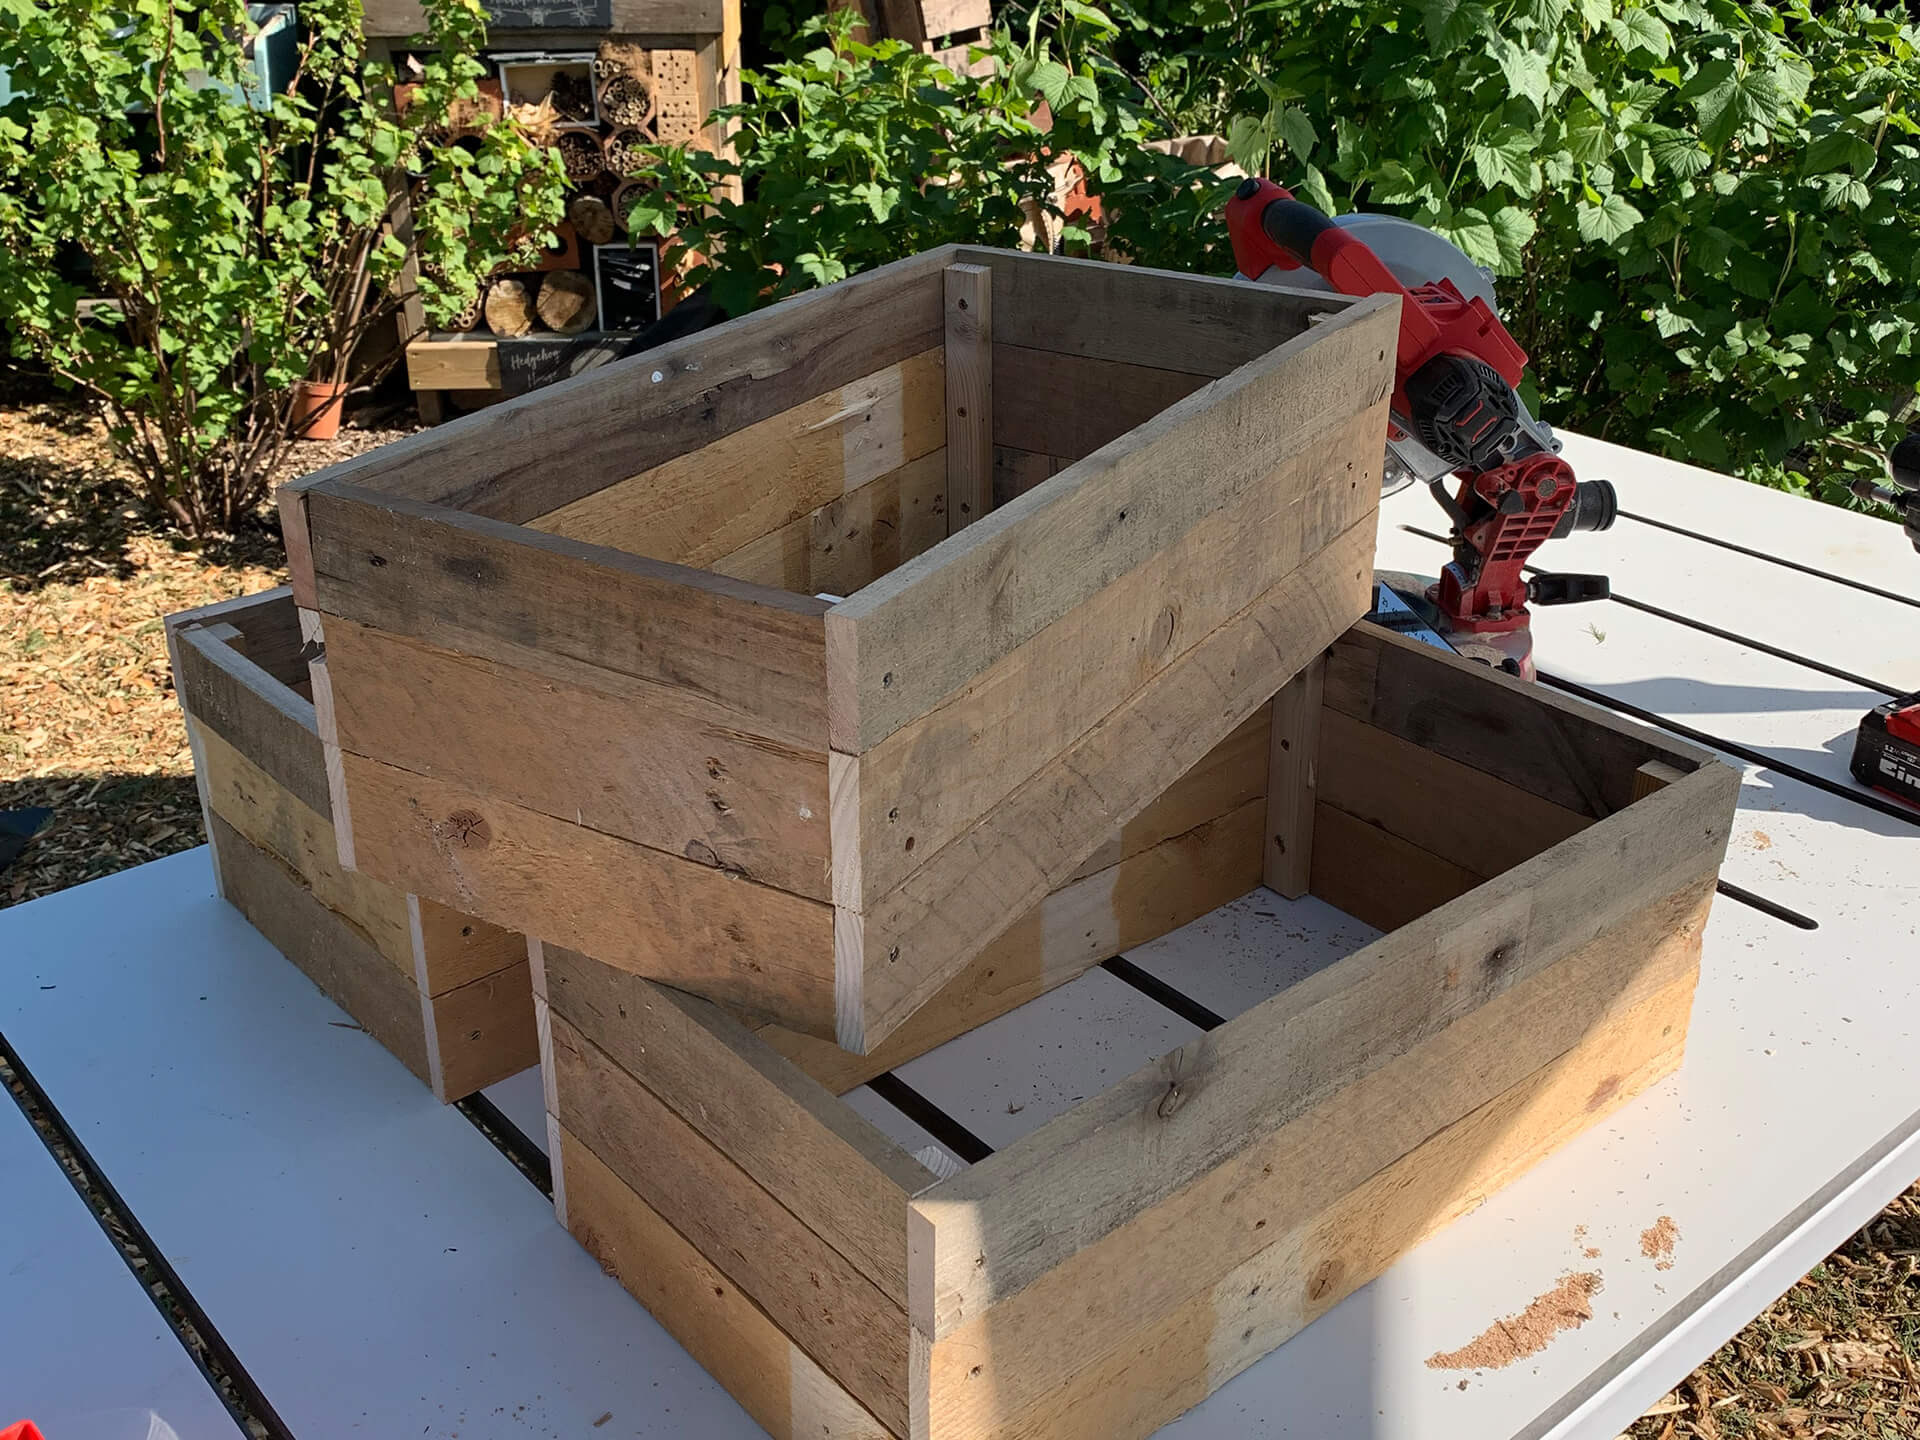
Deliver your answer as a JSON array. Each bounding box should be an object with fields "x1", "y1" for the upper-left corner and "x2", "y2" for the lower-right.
[
  {"x1": 166, "y1": 589, "x2": 535, "y2": 1100},
  {"x1": 536, "y1": 621, "x2": 1740, "y2": 1440},
  {"x1": 281, "y1": 246, "x2": 1400, "y2": 1055}
]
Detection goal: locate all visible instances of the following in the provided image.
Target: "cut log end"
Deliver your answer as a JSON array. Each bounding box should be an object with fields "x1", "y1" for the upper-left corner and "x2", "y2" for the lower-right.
[{"x1": 538, "y1": 270, "x2": 597, "y2": 336}]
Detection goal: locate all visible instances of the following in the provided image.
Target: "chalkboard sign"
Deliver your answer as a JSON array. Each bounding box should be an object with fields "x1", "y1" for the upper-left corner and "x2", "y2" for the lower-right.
[
  {"x1": 486, "y1": 0, "x2": 610, "y2": 29},
  {"x1": 595, "y1": 242, "x2": 662, "y2": 332}
]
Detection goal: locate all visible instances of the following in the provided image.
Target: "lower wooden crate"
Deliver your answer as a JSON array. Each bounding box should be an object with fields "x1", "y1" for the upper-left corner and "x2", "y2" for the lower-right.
[
  {"x1": 534, "y1": 622, "x2": 1740, "y2": 1440},
  {"x1": 166, "y1": 589, "x2": 536, "y2": 1101}
]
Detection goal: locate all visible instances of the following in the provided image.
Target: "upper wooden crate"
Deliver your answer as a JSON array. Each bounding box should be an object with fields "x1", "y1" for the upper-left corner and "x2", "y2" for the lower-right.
[{"x1": 280, "y1": 246, "x2": 1399, "y2": 1053}]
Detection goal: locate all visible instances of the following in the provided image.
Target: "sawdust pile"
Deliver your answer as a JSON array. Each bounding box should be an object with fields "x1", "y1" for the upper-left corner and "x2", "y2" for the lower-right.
[
  {"x1": 1640, "y1": 1215, "x2": 1680, "y2": 1272},
  {"x1": 1426, "y1": 1271, "x2": 1602, "y2": 1371}
]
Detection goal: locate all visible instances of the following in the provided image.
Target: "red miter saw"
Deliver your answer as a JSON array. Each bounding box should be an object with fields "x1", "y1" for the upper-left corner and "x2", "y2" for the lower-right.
[{"x1": 1227, "y1": 177, "x2": 1619, "y2": 677}]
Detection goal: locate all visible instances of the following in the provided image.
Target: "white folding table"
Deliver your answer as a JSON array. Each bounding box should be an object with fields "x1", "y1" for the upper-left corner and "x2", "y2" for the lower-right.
[{"x1": 2, "y1": 432, "x2": 1916, "y2": 1439}]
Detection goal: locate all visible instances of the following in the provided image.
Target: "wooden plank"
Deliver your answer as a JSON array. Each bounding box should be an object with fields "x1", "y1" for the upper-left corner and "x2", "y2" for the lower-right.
[
  {"x1": 210, "y1": 813, "x2": 433, "y2": 1085},
  {"x1": 951, "y1": 246, "x2": 1354, "y2": 376},
  {"x1": 823, "y1": 293, "x2": 1397, "y2": 753},
  {"x1": 710, "y1": 449, "x2": 949, "y2": 596},
  {"x1": 838, "y1": 516, "x2": 1377, "y2": 1054},
  {"x1": 551, "y1": 1015, "x2": 910, "y2": 1431},
  {"x1": 422, "y1": 958, "x2": 537, "y2": 1102},
  {"x1": 943, "y1": 265, "x2": 992, "y2": 533},
  {"x1": 409, "y1": 895, "x2": 532, "y2": 997},
  {"x1": 908, "y1": 758, "x2": 1737, "y2": 1336},
  {"x1": 279, "y1": 485, "x2": 318, "y2": 610},
  {"x1": 876, "y1": 0, "x2": 928, "y2": 41},
  {"x1": 544, "y1": 946, "x2": 930, "y2": 1303},
  {"x1": 921, "y1": 0, "x2": 992, "y2": 35},
  {"x1": 1264, "y1": 658, "x2": 1324, "y2": 898},
  {"x1": 194, "y1": 721, "x2": 415, "y2": 972},
  {"x1": 558, "y1": 1130, "x2": 893, "y2": 1440},
  {"x1": 336, "y1": 748, "x2": 839, "y2": 1036},
  {"x1": 1306, "y1": 802, "x2": 1482, "y2": 932},
  {"x1": 319, "y1": 615, "x2": 831, "y2": 902},
  {"x1": 835, "y1": 404, "x2": 1382, "y2": 916},
  {"x1": 304, "y1": 484, "x2": 832, "y2": 752},
  {"x1": 1326, "y1": 624, "x2": 1711, "y2": 817},
  {"x1": 164, "y1": 586, "x2": 307, "y2": 687},
  {"x1": 286, "y1": 246, "x2": 952, "y2": 523},
  {"x1": 405, "y1": 339, "x2": 498, "y2": 392},
  {"x1": 763, "y1": 790, "x2": 1264, "y2": 1094},
  {"x1": 527, "y1": 349, "x2": 946, "y2": 566},
  {"x1": 992, "y1": 345, "x2": 1210, "y2": 462},
  {"x1": 990, "y1": 446, "x2": 1061, "y2": 508},
  {"x1": 173, "y1": 625, "x2": 331, "y2": 819},
  {"x1": 1636, "y1": 758, "x2": 1690, "y2": 799},
  {"x1": 931, "y1": 964, "x2": 1699, "y2": 1440},
  {"x1": 361, "y1": 0, "x2": 734, "y2": 40},
  {"x1": 1316, "y1": 707, "x2": 1594, "y2": 881}
]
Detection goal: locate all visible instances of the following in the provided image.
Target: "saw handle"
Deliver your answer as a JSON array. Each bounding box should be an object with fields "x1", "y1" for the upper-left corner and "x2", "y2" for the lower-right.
[{"x1": 1258, "y1": 195, "x2": 1338, "y2": 269}]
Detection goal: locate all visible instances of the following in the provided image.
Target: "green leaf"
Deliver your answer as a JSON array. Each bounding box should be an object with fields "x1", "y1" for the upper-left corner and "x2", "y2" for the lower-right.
[
  {"x1": 1471, "y1": 127, "x2": 1539, "y2": 193},
  {"x1": 1607, "y1": 8, "x2": 1672, "y2": 60},
  {"x1": 1299, "y1": 162, "x2": 1337, "y2": 214},
  {"x1": 1491, "y1": 38, "x2": 1550, "y2": 110},
  {"x1": 1816, "y1": 173, "x2": 1871, "y2": 210},
  {"x1": 1563, "y1": 105, "x2": 1610, "y2": 165},
  {"x1": 1488, "y1": 205, "x2": 1537, "y2": 272},
  {"x1": 1422, "y1": 0, "x2": 1491, "y2": 53},
  {"x1": 1575, "y1": 191, "x2": 1644, "y2": 242},
  {"x1": 1435, "y1": 204, "x2": 1502, "y2": 269},
  {"x1": 1025, "y1": 58, "x2": 1072, "y2": 106},
  {"x1": 1801, "y1": 129, "x2": 1877, "y2": 179},
  {"x1": 1276, "y1": 105, "x2": 1317, "y2": 162}
]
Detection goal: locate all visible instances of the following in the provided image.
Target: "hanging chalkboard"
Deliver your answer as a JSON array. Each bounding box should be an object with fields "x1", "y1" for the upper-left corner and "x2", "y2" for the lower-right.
[
  {"x1": 594, "y1": 241, "x2": 662, "y2": 332},
  {"x1": 486, "y1": 0, "x2": 610, "y2": 29}
]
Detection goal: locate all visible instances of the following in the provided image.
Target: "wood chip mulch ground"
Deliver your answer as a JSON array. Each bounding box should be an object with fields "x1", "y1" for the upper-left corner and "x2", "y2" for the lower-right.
[{"x1": 0, "y1": 388, "x2": 1914, "y2": 1438}]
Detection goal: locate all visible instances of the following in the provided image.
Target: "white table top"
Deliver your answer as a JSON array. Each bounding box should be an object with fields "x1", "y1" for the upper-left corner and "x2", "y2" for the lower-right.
[{"x1": 3, "y1": 430, "x2": 1918, "y2": 1439}]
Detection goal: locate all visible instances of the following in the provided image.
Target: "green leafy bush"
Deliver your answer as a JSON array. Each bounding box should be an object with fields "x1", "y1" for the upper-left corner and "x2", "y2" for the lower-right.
[
  {"x1": 1088, "y1": 0, "x2": 1920, "y2": 504},
  {"x1": 0, "y1": 0, "x2": 565, "y2": 535}
]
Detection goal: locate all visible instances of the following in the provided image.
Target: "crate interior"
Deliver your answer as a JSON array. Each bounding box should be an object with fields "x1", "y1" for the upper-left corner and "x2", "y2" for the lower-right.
[{"x1": 518, "y1": 257, "x2": 1336, "y2": 602}]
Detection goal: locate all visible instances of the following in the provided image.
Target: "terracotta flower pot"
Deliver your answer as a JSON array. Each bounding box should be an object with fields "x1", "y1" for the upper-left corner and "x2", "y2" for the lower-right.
[{"x1": 292, "y1": 379, "x2": 346, "y2": 441}]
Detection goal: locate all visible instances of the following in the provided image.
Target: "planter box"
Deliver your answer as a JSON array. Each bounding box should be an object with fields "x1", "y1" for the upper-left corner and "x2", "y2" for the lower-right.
[
  {"x1": 535, "y1": 621, "x2": 1739, "y2": 1440},
  {"x1": 165, "y1": 589, "x2": 535, "y2": 1101},
  {"x1": 280, "y1": 246, "x2": 1399, "y2": 1053}
]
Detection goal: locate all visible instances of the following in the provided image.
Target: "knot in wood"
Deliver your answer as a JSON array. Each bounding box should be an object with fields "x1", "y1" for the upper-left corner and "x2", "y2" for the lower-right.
[
  {"x1": 1157, "y1": 1081, "x2": 1186, "y2": 1119},
  {"x1": 444, "y1": 809, "x2": 491, "y2": 849}
]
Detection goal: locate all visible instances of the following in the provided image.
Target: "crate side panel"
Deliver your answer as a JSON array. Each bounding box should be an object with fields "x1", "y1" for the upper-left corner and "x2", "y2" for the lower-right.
[
  {"x1": 423, "y1": 958, "x2": 538, "y2": 1101},
  {"x1": 410, "y1": 895, "x2": 527, "y2": 996},
  {"x1": 841, "y1": 515, "x2": 1377, "y2": 1055},
  {"x1": 551, "y1": 1015, "x2": 911, "y2": 1431},
  {"x1": 545, "y1": 946, "x2": 928, "y2": 1304},
  {"x1": 172, "y1": 623, "x2": 330, "y2": 818},
  {"x1": 526, "y1": 347, "x2": 946, "y2": 567},
  {"x1": 825, "y1": 293, "x2": 1399, "y2": 755},
  {"x1": 712, "y1": 449, "x2": 949, "y2": 596},
  {"x1": 911, "y1": 760, "x2": 1737, "y2": 1332},
  {"x1": 990, "y1": 345, "x2": 1210, "y2": 463},
  {"x1": 210, "y1": 813, "x2": 434, "y2": 1085},
  {"x1": 305, "y1": 485, "x2": 831, "y2": 753},
  {"x1": 558, "y1": 1128, "x2": 895, "y2": 1440},
  {"x1": 336, "y1": 748, "x2": 838, "y2": 1036},
  {"x1": 1307, "y1": 802, "x2": 1485, "y2": 933},
  {"x1": 286, "y1": 246, "x2": 950, "y2": 523},
  {"x1": 916, "y1": 876, "x2": 1710, "y2": 1434},
  {"x1": 321, "y1": 615, "x2": 831, "y2": 902},
  {"x1": 930, "y1": 964, "x2": 1697, "y2": 1440},
  {"x1": 166, "y1": 586, "x2": 308, "y2": 689},
  {"x1": 842, "y1": 401, "x2": 1384, "y2": 913}
]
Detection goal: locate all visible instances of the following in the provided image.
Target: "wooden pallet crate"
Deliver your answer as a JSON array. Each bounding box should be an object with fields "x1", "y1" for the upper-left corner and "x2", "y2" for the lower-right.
[
  {"x1": 536, "y1": 622, "x2": 1740, "y2": 1440},
  {"x1": 165, "y1": 589, "x2": 536, "y2": 1101},
  {"x1": 280, "y1": 246, "x2": 1399, "y2": 1053}
]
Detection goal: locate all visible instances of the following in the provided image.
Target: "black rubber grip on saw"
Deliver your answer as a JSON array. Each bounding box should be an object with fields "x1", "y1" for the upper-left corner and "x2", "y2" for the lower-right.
[{"x1": 1260, "y1": 197, "x2": 1337, "y2": 267}]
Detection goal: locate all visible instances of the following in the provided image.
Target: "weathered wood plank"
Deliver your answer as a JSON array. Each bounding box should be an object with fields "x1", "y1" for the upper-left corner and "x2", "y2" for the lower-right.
[
  {"x1": 558, "y1": 1130, "x2": 893, "y2": 1440},
  {"x1": 305, "y1": 484, "x2": 832, "y2": 752},
  {"x1": 991, "y1": 345, "x2": 1209, "y2": 462},
  {"x1": 1326, "y1": 624, "x2": 1711, "y2": 817},
  {"x1": 164, "y1": 586, "x2": 307, "y2": 687},
  {"x1": 909, "y1": 758, "x2": 1737, "y2": 1335},
  {"x1": 1317, "y1": 706, "x2": 1593, "y2": 881},
  {"x1": 944, "y1": 265, "x2": 992, "y2": 532},
  {"x1": 422, "y1": 957, "x2": 537, "y2": 1102},
  {"x1": 320, "y1": 615, "x2": 831, "y2": 901},
  {"x1": 545, "y1": 946, "x2": 930, "y2": 1303},
  {"x1": 173, "y1": 624, "x2": 331, "y2": 819},
  {"x1": 286, "y1": 246, "x2": 952, "y2": 523},
  {"x1": 527, "y1": 348, "x2": 945, "y2": 567},
  {"x1": 711, "y1": 449, "x2": 948, "y2": 597},
  {"x1": 931, "y1": 964, "x2": 1699, "y2": 1440},
  {"x1": 1264, "y1": 658, "x2": 1324, "y2": 898},
  {"x1": 838, "y1": 516, "x2": 1377, "y2": 1054},
  {"x1": 405, "y1": 338, "x2": 499, "y2": 392},
  {"x1": 194, "y1": 720, "x2": 415, "y2": 972},
  {"x1": 337, "y1": 748, "x2": 838, "y2": 1036},
  {"x1": 990, "y1": 446, "x2": 1061, "y2": 508},
  {"x1": 835, "y1": 406, "x2": 1380, "y2": 916},
  {"x1": 764, "y1": 791, "x2": 1264, "y2": 1095},
  {"x1": 1307, "y1": 802, "x2": 1483, "y2": 932},
  {"x1": 952, "y1": 247, "x2": 1352, "y2": 376},
  {"x1": 408, "y1": 894, "x2": 533, "y2": 997},
  {"x1": 210, "y1": 813, "x2": 433, "y2": 1085},
  {"x1": 551, "y1": 1015, "x2": 910, "y2": 1431},
  {"x1": 824, "y1": 294, "x2": 1397, "y2": 754}
]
